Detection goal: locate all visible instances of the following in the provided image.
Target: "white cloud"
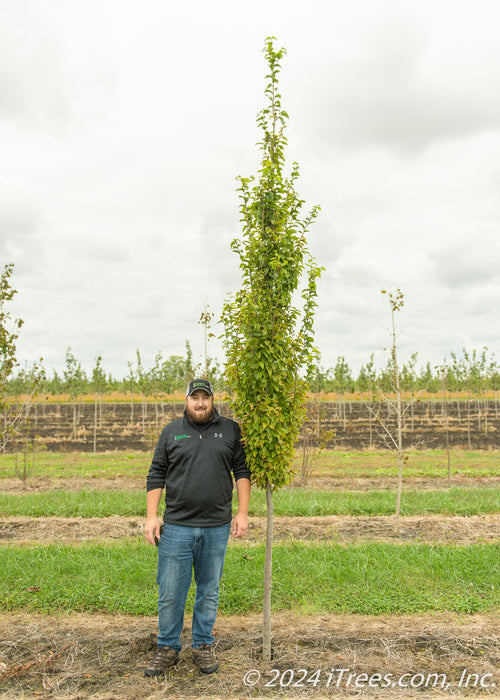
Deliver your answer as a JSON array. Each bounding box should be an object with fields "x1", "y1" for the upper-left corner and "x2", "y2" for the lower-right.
[{"x1": 2, "y1": 0, "x2": 500, "y2": 380}]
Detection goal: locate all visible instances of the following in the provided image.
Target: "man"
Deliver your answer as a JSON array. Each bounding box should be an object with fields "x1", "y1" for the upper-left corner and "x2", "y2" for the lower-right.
[{"x1": 144, "y1": 378, "x2": 251, "y2": 677}]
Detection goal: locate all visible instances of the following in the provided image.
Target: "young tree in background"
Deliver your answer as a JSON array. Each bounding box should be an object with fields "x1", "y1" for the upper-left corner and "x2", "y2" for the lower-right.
[
  {"x1": 380, "y1": 288, "x2": 405, "y2": 531},
  {"x1": 361, "y1": 290, "x2": 409, "y2": 529},
  {"x1": 126, "y1": 361, "x2": 136, "y2": 421},
  {"x1": 0, "y1": 264, "x2": 43, "y2": 451},
  {"x1": 199, "y1": 301, "x2": 215, "y2": 379},
  {"x1": 487, "y1": 352, "x2": 500, "y2": 418},
  {"x1": 64, "y1": 348, "x2": 86, "y2": 435},
  {"x1": 358, "y1": 353, "x2": 377, "y2": 447},
  {"x1": 332, "y1": 355, "x2": 353, "y2": 431},
  {"x1": 91, "y1": 355, "x2": 107, "y2": 452},
  {"x1": 183, "y1": 340, "x2": 195, "y2": 386},
  {"x1": 135, "y1": 349, "x2": 152, "y2": 431},
  {"x1": 222, "y1": 38, "x2": 322, "y2": 661},
  {"x1": 436, "y1": 362, "x2": 452, "y2": 486},
  {"x1": 150, "y1": 351, "x2": 164, "y2": 428}
]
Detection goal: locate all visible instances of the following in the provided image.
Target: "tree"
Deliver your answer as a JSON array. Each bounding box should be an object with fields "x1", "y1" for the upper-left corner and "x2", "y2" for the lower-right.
[
  {"x1": 358, "y1": 353, "x2": 377, "y2": 447},
  {"x1": 1, "y1": 264, "x2": 42, "y2": 451},
  {"x1": 221, "y1": 38, "x2": 322, "y2": 661},
  {"x1": 199, "y1": 301, "x2": 215, "y2": 379},
  {"x1": 486, "y1": 351, "x2": 500, "y2": 418},
  {"x1": 91, "y1": 355, "x2": 107, "y2": 452},
  {"x1": 401, "y1": 352, "x2": 418, "y2": 429},
  {"x1": 183, "y1": 340, "x2": 195, "y2": 386},
  {"x1": 135, "y1": 349, "x2": 152, "y2": 431},
  {"x1": 63, "y1": 348, "x2": 86, "y2": 435},
  {"x1": 381, "y1": 289, "x2": 405, "y2": 530},
  {"x1": 126, "y1": 360, "x2": 136, "y2": 421},
  {"x1": 436, "y1": 362, "x2": 452, "y2": 486},
  {"x1": 332, "y1": 355, "x2": 353, "y2": 432},
  {"x1": 366, "y1": 289, "x2": 407, "y2": 531}
]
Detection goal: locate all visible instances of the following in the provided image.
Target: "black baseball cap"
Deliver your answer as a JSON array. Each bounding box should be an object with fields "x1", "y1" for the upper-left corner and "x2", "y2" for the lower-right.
[{"x1": 185, "y1": 379, "x2": 214, "y2": 397}]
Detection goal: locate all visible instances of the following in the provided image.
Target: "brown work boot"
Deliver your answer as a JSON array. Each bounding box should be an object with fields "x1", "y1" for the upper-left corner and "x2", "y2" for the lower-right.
[
  {"x1": 192, "y1": 643, "x2": 218, "y2": 674},
  {"x1": 144, "y1": 646, "x2": 179, "y2": 677}
]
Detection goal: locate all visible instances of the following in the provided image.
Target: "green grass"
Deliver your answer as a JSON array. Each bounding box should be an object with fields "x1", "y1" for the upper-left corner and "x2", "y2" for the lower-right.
[
  {"x1": 0, "y1": 451, "x2": 148, "y2": 480},
  {"x1": 0, "y1": 489, "x2": 146, "y2": 517},
  {"x1": 1, "y1": 448, "x2": 499, "y2": 482},
  {"x1": 0, "y1": 486, "x2": 498, "y2": 518},
  {"x1": 0, "y1": 541, "x2": 497, "y2": 616},
  {"x1": 247, "y1": 486, "x2": 500, "y2": 517},
  {"x1": 1, "y1": 448, "x2": 496, "y2": 620},
  {"x1": 306, "y1": 448, "x2": 500, "y2": 479}
]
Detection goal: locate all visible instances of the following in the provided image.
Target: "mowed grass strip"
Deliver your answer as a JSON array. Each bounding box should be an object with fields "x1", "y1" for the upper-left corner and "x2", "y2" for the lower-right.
[
  {"x1": 0, "y1": 487, "x2": 498, "y2": 518},
  {"x1": 0, "y1": 541, "x2": 497, "y2": 616},
  {"x1": 307, "y1": 448, "x2": 500, "y2": 479},
  {"x1": 0, "y1": 451, "x2": 148, "y2": 480},
  {"x1": 246, "y1": 487, "x2": 500, "y2": 517},
  {"x1": 1, "y1": 449, "x2": 499, "y2": 481},
  {"x1": 0, "y1": 490, "x2": 145, "y2": 517}
]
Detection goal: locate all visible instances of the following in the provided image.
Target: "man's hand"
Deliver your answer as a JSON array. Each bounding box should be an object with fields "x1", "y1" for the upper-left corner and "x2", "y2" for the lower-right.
[
  {"x1": 232, "y1": 512, "x2": 248, "y2": 538},
  {"x1": 144, "y1": 515, "x2": 162, "y2": 545},
  {"x1": 145, "y1": 488, "x2": 164, "y2": 545},
  {"x1": 233, "y1": 477, "x2": 250, "y2": 538}
]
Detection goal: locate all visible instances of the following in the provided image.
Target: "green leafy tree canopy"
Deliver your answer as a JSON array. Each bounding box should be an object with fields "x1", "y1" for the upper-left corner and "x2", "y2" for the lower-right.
[
  {"x1": 222, "y1": 37, "x2": 322, "y2": 490},
  {"x1": 0, "y1": 264, "x2": 23, "y2": 412}
]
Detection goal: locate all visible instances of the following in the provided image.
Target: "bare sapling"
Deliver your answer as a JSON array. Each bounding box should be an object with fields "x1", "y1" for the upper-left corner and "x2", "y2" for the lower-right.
[
  {"x1": 14, "y1": 430, "x2": 38, "y2": 486},
  {"x1": 436, "y1": 362, "x2": 452, "y2": 486},
  {"x1": 64, "y1": 348, "x2": 85, "y2": 436},
  {"x1": 365, "y1": 289, "x2": 417, "y2": 531},
  {"x1": 91, "y1": 356, "x2": 107, "y2": 453},
  {"x1": 300, "y1": 394, "x2": 334, "y2": 484}
]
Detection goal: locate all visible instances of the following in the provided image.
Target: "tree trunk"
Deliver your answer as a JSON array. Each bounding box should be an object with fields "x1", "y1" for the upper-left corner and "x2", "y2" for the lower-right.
[
  {"x1": 93, "y1": 393, "x2": 98, "y2": 453},
  {"x1": 263, "y1": 481, "x2": 274, "y2": 663},
  {"x1": 394, "y1": 384, "x2": 403, "y2": 532},
  {"x1": 444, "y1": 388, "x2": 451, "y2": 487},
  {"x1": 466, "y1": 393, "x2": 471, "y2": 449}
]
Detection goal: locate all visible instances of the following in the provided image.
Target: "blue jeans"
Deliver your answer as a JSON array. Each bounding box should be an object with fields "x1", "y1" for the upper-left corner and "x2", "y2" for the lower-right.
[{"x1": 156, "y1": 522, "x2": 231, "y2": 651}]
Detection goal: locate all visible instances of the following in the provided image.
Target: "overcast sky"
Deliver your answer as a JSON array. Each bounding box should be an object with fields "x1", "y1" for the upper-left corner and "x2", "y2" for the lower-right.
[{"x1": 2, "y1": 0, "x2": 500, "y2": 381}]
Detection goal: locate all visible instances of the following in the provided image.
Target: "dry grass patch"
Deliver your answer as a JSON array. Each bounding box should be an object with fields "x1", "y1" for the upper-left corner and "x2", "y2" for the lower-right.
[
  {"x1": 1, "y1": 514, "x2": 499, "y2": 546},
  {"x1": 0, "y1": 612, "x2": 498, "y2": 699}
]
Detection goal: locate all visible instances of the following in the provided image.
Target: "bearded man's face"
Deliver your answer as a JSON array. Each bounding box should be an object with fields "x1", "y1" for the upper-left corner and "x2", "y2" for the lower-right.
[{"x1": 185, "y1": 390, "x2": 214, "y2": 424}]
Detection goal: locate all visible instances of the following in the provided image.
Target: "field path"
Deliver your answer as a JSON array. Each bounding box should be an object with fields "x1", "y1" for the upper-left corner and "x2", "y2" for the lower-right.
[{"x1": 1, "y1": 513, "x2": 499, "y2": 545}]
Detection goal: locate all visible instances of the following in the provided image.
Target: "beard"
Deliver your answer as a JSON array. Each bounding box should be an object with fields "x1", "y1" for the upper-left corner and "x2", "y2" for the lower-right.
[{"x1": 185, "y1": 402, "x2": 214, "y2": 425}]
